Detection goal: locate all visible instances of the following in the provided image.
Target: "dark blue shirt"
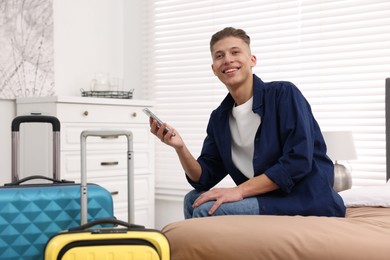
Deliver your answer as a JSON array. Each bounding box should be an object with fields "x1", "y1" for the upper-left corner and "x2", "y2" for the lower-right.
[{"x1": 188, "y1": 74, "x2": 346, "y2": 217}]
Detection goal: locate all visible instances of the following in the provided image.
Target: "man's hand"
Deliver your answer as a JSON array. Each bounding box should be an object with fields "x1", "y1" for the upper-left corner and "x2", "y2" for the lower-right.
[
  {"x1": 148, "y1": 117, "x2": 202, "y2": 183},
  {"x1": 149, "y1": 118, "x2": 182, "y2": 148},
  {"x1": 191, "y1": 174, "x2": 279, "y2": 216},
  {"x1": 192, "y1": 187, "x2": 244, "y2": 215}
]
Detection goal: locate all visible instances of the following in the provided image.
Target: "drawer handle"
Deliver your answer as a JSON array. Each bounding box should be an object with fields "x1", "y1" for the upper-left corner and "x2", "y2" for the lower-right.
[
  {"x1": 100, "y1": 161, "x2": 119, "y2": 166},
  {"x1": 101, "y1": 135, "x2": 119, "y2": 139},
  {"x1": 131, "y1": 112, "x2": 137, "y2": 117},
  {"x1": 110, "y1": 191, "x2": 119, "y2": 196},
  {"x1": 83, "y1": 111, "x2": 89, "y2": 116}
]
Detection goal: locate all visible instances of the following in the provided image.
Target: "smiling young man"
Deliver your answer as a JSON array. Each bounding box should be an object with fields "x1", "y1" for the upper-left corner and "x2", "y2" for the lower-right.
[{"x1": 149, "y1": 27, "x2": 346, "y2": 218}]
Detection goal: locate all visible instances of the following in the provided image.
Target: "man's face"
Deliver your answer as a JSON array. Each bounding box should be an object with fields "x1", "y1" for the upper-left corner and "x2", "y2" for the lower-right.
[{"x1": 211, "y1": 36, "x2": 256, "y2": 89}]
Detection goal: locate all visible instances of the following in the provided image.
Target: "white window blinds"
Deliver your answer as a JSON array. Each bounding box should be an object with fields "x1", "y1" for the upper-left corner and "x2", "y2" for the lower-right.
[{"x1": 143, "y1": 0, "x2": 390, "y2": 198}]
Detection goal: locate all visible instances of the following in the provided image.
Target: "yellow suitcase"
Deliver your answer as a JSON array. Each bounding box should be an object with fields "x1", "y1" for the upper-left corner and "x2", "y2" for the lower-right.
[
  {"x1": 44, "y1": 130, "x2": 170, "y2": 259},
  {"x1": 44, "y1": 218, "x2": 170, "y2": 260}
]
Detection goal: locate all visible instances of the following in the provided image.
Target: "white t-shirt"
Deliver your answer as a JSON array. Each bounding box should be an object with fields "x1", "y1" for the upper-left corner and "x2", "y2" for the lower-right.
[{"x1": 229, "y1": 97, "x2": 261, "y2": 179}]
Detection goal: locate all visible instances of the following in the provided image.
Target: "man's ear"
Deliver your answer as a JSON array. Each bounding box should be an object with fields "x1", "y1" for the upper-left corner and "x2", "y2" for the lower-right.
[
  {"x1": 211, "y1": 64, "x2": 217, "y2": 76},
  {"x1": 251, "y1": 55, "x2": 257, "y2": 68}
]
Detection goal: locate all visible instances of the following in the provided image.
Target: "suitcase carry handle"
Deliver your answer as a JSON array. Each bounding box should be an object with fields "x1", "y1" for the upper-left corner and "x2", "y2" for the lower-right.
[
  {"x1": 68, "y1": 218, "x2": 144, "y2": 232},
  {"x1": 4, "y1": 175, "x2": 74, "y2": 186},
  {"x1": 11, "y1": 114, "x2": 61, "y2": 182},
  {"x1": 80, "y1": 130, "x2": 134, "y2": 225}
]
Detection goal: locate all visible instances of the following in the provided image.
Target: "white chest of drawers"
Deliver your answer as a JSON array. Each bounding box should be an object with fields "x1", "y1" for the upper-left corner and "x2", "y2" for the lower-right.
[{"x1": 16, "y1": 96, "x2": 155, "y2": 228}]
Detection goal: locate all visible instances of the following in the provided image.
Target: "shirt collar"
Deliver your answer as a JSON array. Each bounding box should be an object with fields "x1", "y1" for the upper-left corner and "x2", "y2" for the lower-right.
[{"x1": 220, "y1": 74, "x2": 265, "y2": 117}]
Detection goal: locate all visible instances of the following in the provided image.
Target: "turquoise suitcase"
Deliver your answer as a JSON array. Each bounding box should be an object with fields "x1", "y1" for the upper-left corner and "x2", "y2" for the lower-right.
[{"x1": 0, "y1": 115, "x2": 114, "y2": 260}]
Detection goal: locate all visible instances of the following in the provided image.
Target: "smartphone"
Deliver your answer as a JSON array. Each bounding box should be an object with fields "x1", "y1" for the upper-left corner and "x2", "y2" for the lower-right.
[{"x1": 143, "y1": 108, "x2": 176, "y2": 136}]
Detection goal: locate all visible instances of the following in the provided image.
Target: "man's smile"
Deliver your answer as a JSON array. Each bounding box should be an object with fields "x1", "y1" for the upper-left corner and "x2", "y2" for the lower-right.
[{"x1": 223, "y1": 67, "x2": 240, "y2": 74}]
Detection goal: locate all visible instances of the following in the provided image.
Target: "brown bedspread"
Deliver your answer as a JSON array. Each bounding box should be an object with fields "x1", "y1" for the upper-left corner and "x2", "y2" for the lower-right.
[{"x1": 162, "y1": 207, "x2": 390, "y2": 260}]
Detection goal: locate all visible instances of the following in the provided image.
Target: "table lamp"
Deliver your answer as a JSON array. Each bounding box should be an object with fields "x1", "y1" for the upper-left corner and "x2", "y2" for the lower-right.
[{"x1": 322, "y1": 131, "x2": 357, "y2": 192}]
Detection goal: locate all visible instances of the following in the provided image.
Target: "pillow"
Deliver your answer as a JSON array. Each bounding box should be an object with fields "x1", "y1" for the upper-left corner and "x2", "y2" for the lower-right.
[{"x1": 339, "y1": 182, "x2": 390, "y2": 207}]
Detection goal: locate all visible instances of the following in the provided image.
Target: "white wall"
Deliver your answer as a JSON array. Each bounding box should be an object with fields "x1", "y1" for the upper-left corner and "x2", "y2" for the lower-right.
[
  {"x1": 155, "y1": 199, "x2": 184, "y2": 230},
  {"x1": 53, "y1": 0, "x2": 144, "y2": 99}
]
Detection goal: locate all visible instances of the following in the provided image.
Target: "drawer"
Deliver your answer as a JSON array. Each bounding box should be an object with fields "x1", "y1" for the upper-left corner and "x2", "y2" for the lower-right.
[
  {"x1": 55, "y1": 103, "x2": 147, "y2": 124},
  {"x1": 87, "y1": 175, "x2": 155, "y2": 227},
  {"x1": 91, "y1": 175, "x2": 154, "y2": 206},
  {"x1": 61, "y1": 150, "x2": 153, "y2": 178},
  {"x1": 61, "y1": 123, "x2": 151, "y2": 151}
]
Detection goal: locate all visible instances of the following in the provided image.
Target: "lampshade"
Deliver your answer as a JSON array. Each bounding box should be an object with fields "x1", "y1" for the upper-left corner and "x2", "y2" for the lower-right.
[
  {"x1": 322, "y1": 131, "x2": 357, "y2": 161},
  {"x1": 322, "y1": 131, "x2": 357, "y2": 192}
]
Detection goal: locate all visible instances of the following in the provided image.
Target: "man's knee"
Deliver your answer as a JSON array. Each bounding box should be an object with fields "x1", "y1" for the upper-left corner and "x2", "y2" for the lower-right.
[
  {"x1": 184, "y1": 190, "x2": 203, "y2": 207},
  {"x1": 192, "y1": 203, "x2": 211, "y2": 218},
  {"x1": 184, "y1": 190, "x2": 205, "y2": 219}
]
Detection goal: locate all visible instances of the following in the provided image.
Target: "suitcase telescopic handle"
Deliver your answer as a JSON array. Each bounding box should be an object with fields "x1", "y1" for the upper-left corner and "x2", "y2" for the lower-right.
[
  {"x1": 80, "y1": 130, "x2": 134, "y2": 225},
  {"x1": 11, "y1": 115, "x2": 61, "y2": 182},
  {"x1": 11, "y1": 115, "x2": 61, "y2": 132}
]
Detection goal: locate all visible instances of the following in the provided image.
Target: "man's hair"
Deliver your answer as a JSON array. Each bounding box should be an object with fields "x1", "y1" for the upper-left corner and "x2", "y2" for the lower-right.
[{"x1": 210, "y1": 27, "x2": 251, "y2": 52}]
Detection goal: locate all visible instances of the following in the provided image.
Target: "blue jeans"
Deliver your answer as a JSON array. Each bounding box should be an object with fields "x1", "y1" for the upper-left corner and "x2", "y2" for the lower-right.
[{"x1": 184, "y1": 189, "x2": 260, "y2": 219}]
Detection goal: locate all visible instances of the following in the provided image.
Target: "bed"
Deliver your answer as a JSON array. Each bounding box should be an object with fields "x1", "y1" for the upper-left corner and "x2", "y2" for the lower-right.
[
  {"x1": 161, "y1": 79, "x2": 390, "y2": 260},
  {"x1": 162, "y1": 184, "x2": 390, "y2": 260}
]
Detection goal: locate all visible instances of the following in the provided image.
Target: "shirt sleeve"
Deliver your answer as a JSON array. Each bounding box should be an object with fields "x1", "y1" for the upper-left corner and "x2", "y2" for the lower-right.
[
  {"x1": 264, "y1": 82, "x2": 317, "y2": 194},
  {"x1": 187, "y1": 112, "x2": 228, "y2": 191}
]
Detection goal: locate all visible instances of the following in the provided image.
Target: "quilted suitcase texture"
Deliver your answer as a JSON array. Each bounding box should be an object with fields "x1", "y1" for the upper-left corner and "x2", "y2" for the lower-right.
[
  {"x1": 0, "y1": 181, "x2": 113, "y2": 259},
  {"x1": 44, "y1": 130, "x2": 170, "y2": 260},
  {"x1": 0, "y1": 115, "x2": 114, "y2": 260}
]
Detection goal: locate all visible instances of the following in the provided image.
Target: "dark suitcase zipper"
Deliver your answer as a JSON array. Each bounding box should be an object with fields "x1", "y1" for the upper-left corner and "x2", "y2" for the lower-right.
[{"x1": 57, "y1": 238, "x2": 158, "y2": 259}]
